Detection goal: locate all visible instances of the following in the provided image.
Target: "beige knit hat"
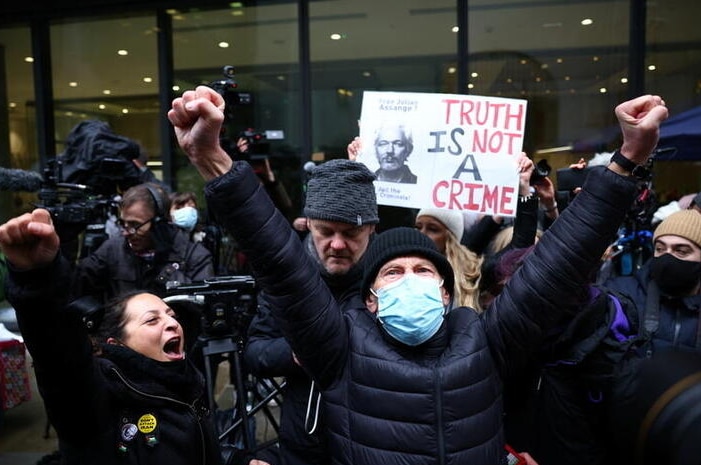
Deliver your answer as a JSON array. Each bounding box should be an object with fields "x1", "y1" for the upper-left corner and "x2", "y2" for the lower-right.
[
  {"x1": 653, "y1": 209, "x2": 701, "y2": 247},
  {"x1": 416, "y1": 208, "x2": 465, "y2": 240}
]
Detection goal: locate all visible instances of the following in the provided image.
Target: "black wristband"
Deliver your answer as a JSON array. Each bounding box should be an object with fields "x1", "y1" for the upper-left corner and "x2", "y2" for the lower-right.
[
  {"x1": 609, "y1": 150, "x2": 637, "y2": 172},
  {"x1": 610, "y1": 150, "x2": 650, "y2": 180}
]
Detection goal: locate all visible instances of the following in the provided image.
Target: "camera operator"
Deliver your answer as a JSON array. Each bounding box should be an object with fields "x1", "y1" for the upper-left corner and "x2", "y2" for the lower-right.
[{"x1": 72, "y1": 182, "x2": 215, "y2": 308}]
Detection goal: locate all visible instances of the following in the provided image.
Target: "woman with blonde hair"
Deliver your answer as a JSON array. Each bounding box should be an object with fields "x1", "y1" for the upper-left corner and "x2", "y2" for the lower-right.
[{"x1": 415, "y1": 208, "x2": 483, "y2": 311}]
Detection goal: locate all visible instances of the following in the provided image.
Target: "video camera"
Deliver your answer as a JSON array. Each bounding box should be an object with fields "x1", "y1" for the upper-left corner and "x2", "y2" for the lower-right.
[
  {"x1": 36, "y1": 157, "x2": 122, "y2": 226},
  {"x1": 165, "y1": 276, "x2": 258, "y2": 338},
  {"x1": 208, "y1": 65, "x2": 252, "y2": 122},
  {"x1": 530, "y1": 159, "x2": 552, "y2": 186},
  {"x1": 208, "y1": 65, "x2": 284, "y2": 158},
  {"x1": 239, "y1": 128, "x2": 286, "y2": 155}
]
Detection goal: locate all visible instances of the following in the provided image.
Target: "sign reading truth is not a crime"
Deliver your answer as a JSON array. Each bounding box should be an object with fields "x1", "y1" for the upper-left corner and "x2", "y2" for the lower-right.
[{"x1": 356, "y1": 91, "x2": 527, "y2": 217}]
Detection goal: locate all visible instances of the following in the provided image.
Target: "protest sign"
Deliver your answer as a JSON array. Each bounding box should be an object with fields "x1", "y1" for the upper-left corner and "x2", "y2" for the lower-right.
[{"x1": 356, "y1": 91, "x2": 527, "y2": 217}]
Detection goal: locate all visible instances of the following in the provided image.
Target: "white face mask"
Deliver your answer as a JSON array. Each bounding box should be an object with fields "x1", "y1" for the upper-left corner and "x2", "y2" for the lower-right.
[
  {"x1": 371, "y1": 274, "x2": 446, "y2": 346},
  {"x1": 172, "y1": 206, "x2": 198, "y2": 232}
]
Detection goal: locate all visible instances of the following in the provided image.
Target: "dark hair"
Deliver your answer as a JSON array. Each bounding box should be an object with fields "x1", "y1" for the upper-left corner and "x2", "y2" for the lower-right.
[
  {"x1": 494, "y1": 247, "x2": 533, "y2": 283},
  {"x1": 480, "y1": 245, "x2": 534, "y2": 295},
  {"x1": 121, "y1": 182, "x2": 171, "y2": 218},
  {"x1": 92, "y1": 290, "x2": 149, "y2": 344},
  {"x1": 170, "y1": 191, "x2": 197, "y2": 210}
]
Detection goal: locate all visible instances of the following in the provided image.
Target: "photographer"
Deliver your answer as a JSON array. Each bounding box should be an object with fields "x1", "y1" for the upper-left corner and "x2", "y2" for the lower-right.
[{"x1": 0, "y1": 209, "x2": 224, "y2": 465}]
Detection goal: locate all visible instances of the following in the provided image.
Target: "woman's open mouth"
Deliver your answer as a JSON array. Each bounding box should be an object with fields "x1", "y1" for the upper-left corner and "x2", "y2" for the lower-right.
[{"x1": 163, "y1": 337, "x2": 184, "y2": 360}]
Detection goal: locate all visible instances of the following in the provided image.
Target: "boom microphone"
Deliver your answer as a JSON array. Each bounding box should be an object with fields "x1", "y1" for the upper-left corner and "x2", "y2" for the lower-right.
[{"x1": 0, "y1": 167, "x2": 44, "y2": 192}]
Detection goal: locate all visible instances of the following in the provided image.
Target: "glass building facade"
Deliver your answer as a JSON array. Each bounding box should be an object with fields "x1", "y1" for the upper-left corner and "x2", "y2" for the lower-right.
[{"x1": 1, "y1": 0, "x2": 700, "y2": 222}]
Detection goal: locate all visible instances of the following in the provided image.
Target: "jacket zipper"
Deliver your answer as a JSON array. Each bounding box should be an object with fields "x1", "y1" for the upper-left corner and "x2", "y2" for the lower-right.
[
  {"x1": 433, "y1": 366, "x2": 446, "y2": 465},
  {"x1": 111, "y1": 368, "x2": 208, "y2": 465},
  {"x1": 673, "y1": 307, "x2": 682, "y2": 346}
]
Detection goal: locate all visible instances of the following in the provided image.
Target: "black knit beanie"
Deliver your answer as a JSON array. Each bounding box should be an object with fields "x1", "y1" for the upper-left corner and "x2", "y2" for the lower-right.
[
  {"x1": 361, "y1": 227, "x2": 454, "y2": 298},
  {"x1": 304, "y1": 159, "x2": 379, "y2": 226}
]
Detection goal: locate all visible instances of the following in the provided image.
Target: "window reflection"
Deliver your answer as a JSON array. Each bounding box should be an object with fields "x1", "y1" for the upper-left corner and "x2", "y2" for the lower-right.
[
  {"x1": 0, "y1": 27, "x2": 36, "y2": 219},
  {"x1": 172, "y1": 4, "x2": 301, "y2": 215},
  {"x1": 0, "y1": 0, "x2": 699, "y2": 222},
  {"x1": 51, "y1": 16, "x2": 159, "y2": 161}
]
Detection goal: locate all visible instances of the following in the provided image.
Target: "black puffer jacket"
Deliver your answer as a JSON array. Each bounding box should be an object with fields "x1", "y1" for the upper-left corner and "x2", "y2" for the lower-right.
[
  {"x1": 206, "y1": 162, "x2": 637, "y2": 465},
  {"x1": 72, "y1": 225, "x2": 214, "y2": 302},
  {"x1": 6, "y1": 257, "x2": 223, "y2": 465},
  {"x1": 603, "y1": 261, "x2": 701, "y2": 353},
  {"x1": 245, "y1": 235, "x2": 366, "y2": 465}
]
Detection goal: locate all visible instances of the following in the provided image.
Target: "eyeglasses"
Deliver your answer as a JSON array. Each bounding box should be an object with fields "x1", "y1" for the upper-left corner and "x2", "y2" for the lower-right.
[
  {"x1": 116, "y1": 218, "x2": 153, "y2": 235},
  {"x1": 375, "y1": 140, "x2": 406, "y2": 150}
]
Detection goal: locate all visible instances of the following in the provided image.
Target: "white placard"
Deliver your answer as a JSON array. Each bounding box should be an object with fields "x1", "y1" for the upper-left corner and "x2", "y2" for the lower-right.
[{"x1": 357, "y1": 91, "x2": 528, "y2": 217}]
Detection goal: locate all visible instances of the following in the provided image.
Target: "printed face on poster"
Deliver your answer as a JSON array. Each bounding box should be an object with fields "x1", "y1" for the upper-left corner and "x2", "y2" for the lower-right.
[{"x1": 356, "y1": 91, "x2": 528, "y2": 217}]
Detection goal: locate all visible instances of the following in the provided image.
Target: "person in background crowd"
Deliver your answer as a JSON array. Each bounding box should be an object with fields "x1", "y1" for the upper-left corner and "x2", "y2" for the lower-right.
[
  {"x1": 414, "y1": 207, "x2": 483, "y2": 310},
  {"x1": 601, "y1": 208, "x2": 701, "y2": 352},
  {"x1": 0, "y1": 210, "x2": 225, "y2": 465},
  {"x1": 533, "y1": 173, "x2": 559, "y2": 223},
  {"x1": 464, "y1": 153, "x2": 544, "y2": 309},
  {"x1": 601, "y1": 208, "x2": 701, "y2": 463},
  {"x1": 462, "y1": 153, "x2": 552, "y2": 259},
  {"x1": 486, "y1": 191, "x2": 701, "y2": 465},
  {"x1": 245, "y1": 158, "x2": 378, "y2": 465},
  {"x1": 168, "y1": 86, "x2": 667, "y2": 465},
  {"x1": 170, "y1": 191, "x2": 205, "y2": 242}
]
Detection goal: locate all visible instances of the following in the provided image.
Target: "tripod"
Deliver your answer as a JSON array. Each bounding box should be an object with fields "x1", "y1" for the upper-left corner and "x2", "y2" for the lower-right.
[
  {"x1": 164, "y1": 275, "x2": 281, "y2": 463},
  {"x1": 196, "y1": 332, "x2": 284, "y2": 464}
]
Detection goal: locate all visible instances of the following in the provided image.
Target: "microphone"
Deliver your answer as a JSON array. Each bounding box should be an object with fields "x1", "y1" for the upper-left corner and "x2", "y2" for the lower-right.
[
  {"x1": 303, "y1": 161, "x2": 316, "y2": 174},
  {"x1": 302, "y1": 161, "x2": 317, "y2": 197},
  {"x1": 0, "y1": 167, "x2": 44, "y2": 192}
]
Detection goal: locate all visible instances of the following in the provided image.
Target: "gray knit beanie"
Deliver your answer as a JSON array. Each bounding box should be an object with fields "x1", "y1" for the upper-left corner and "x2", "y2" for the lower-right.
[{"x1": 304, "y1": 159, "x2": 379, "y2": 226}]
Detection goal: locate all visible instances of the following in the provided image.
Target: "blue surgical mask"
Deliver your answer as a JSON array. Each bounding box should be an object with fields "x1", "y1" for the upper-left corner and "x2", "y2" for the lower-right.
[
  {"x1": 172, "y1": 206, "x2": 198, "y2": 232},
  {"x1": 372, "y1": 274, "x2": 446, "y2": 346}
]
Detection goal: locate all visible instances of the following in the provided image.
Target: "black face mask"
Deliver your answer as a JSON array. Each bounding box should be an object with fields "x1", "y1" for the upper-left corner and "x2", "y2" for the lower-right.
[{"x1": 650, "y1": 254, "x2": 701, "y2": 296}]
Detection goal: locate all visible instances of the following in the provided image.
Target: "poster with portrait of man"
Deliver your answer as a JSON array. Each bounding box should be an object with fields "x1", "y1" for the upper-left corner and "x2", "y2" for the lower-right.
[{"x1": 356, "y1": 91, "x2": 527, "y2": 217}]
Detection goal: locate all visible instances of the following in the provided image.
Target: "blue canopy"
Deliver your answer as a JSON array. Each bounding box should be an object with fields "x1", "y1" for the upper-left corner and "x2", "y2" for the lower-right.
[{"x1": 655, "y1": 105, "x2": 701, "y2": 161}]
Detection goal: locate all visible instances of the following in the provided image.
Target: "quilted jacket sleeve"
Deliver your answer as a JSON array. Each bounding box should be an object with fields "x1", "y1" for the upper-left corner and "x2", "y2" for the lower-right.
[
  {"x1": 7, "y1": 256, "x2": 101, "y2": 443},
  {"x1": 244, "y1": 291, "x2": 304, "y2": 378},
  {"x1": 482, "y1": 166, "x2": 639, "y2": 378},
  {"x1": 205, "y1": 162, "x2": 348, "y2": 389}
]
